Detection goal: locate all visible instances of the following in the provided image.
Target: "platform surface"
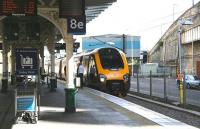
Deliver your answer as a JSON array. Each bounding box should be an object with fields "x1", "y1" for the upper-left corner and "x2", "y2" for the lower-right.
[{"x1": 1, "y1": 81, "x2": 198, "y2": 129}]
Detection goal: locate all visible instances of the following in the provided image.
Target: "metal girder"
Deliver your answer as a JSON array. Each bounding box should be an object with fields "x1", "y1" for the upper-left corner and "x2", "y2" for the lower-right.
[
  {"x1": 85, "y1": 2, "x2": 115, "y2": 23},
  {"x1": 85, "y1": 0, "x2": 116, "y2": 6}
]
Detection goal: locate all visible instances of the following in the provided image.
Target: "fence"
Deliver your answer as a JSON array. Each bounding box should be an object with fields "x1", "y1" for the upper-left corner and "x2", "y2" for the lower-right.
[{"x1": 131, "y1": 70, "x2": 200, "y2": 109}]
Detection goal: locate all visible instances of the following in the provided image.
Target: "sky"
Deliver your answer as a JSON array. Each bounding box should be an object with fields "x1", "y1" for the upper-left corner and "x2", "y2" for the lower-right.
[{"x1": 75, "y1": 0, "x2": 200, "y2": 51}]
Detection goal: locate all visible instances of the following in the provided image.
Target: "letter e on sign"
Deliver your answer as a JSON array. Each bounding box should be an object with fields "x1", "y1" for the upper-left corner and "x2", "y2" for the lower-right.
[{"x1": 67, "y1": 16, "x2": 86, "y2": 35}]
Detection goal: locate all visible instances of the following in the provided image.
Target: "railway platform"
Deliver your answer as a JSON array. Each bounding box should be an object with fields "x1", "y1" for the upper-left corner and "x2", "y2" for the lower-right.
[{"x1": 0, "y1": 80, "x2": 198, "y2": 129}]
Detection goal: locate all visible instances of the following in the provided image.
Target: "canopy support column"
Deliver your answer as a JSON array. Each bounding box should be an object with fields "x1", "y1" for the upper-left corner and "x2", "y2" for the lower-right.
[
  {"x1": 64, "y1": 35, "x2": 76, "y2": 113},
  {"x1": 1, "y1": 43, "x2": 8, "y2": 93}
]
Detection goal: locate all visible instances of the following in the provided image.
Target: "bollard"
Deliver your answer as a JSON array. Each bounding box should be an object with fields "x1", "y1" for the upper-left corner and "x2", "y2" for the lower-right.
[{"x1": 179, "y1": 76, "x2": 184, "y2": 105}]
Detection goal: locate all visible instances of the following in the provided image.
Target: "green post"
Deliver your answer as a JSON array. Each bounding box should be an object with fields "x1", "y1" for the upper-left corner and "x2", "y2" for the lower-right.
[
  {"x1": 65, "y1": 88, "x2": 76, "y2": 113},
  {"x1": 64, "y1": 35, "x2": 76, "y2": 113},
  {"x1": 179, "y1": 79, "x2": 184, "y2": 105}
]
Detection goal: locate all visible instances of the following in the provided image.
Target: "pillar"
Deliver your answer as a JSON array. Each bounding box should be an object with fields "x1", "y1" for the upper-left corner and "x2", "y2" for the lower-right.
[
  {"x1": 63, "y1": 35, "x2": 76, "y2": 113},
  {"x1": 47, "y1": 31, "x2": 57, "y2": 91},
  {"x1": 40, "y1": 46, "x2": 45, "y2": 81},
  {"x1": 1, "y1": 43, "x2": 8, "y2": 93},
  {"x1": 10, "y1": 46, "x2": 15, "y2": 85}
]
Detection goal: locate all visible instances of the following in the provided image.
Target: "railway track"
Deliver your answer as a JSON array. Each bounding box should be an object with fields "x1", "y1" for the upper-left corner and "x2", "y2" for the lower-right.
[{"x1": 125, "y1": 93, "x2": 200, "y2": 128}]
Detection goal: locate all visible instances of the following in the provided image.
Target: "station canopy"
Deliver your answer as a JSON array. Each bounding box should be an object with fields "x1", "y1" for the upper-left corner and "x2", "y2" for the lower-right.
[
  {"x1": 39, "y1": 0, "x2": 117, "y2": 23},
  {"x1": 0, "y1": 0, "x2": 117, "y2": 43}
]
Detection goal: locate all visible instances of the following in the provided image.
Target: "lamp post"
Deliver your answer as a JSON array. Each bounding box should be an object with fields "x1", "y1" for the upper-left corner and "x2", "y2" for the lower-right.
[
  {"x1": 131, "y1": 36, "x2": 134, "y2": 76},
  {"x1": 122, "y1": 34, "x2": 126, "y2": 53},
  {"x1": 178, "y1": 18, "x2": 193, "y2": 105}
]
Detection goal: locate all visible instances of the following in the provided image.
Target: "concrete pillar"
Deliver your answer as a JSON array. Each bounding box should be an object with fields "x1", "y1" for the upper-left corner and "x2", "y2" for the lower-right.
[
  {"x1": 10, "y1": 46, "x2": 15, "y2": 85},
  {"x1": 1, "y1": 43, "x2": 8, "y2": 93},
  {"x1": 63, "y1": 35, "x2": 76, "y2": 113},
  {"x1": 47, "y1": 31, "x2": 57, "y2": 91},
  {"x1": 40, "y1": 46, "x2": 45, "y2": 81},
  {"x1": 50, "y1": 50, "x2": 55, "y2": 76}
]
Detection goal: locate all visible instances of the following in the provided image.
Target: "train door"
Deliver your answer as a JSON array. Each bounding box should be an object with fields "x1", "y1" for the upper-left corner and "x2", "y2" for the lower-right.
[{"x1": 88, "y1": 55, "x2": 98, "y2": 87}]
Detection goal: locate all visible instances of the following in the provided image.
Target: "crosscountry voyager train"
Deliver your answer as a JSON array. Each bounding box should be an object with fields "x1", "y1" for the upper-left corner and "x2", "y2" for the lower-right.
[{"x1": 54, "y1": 47, "x2": 130, "y2": 97}]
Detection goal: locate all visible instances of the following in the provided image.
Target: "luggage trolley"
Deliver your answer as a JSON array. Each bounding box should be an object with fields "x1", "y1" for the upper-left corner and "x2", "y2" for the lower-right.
[{"x1": 14, "y1": 76, "x2": 38, "y2": 124}]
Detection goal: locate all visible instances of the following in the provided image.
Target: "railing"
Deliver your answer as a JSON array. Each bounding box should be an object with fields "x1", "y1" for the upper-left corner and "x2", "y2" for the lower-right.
[{"x1": 131, "y1": 71, "x2": 200, "y2": 110}]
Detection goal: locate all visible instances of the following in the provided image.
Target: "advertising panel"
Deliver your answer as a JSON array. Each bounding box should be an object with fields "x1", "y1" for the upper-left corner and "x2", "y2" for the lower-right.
[{"x1": 16, "y1": 96, "x2": 35, "y2": 111}]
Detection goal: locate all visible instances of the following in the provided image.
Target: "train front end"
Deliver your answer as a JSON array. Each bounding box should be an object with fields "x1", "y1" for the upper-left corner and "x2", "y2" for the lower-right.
[{"x1": 96, "y1": 48, "x2": 130, "y2": 97}]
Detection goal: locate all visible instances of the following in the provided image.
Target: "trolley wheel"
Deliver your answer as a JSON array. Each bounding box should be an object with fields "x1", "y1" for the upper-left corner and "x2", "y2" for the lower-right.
[
  {"x1": 14, "y1": 118, "x2": 18, "y2": 124},
  {"x1": 31, "y1": 118, "x2": 37, "y2": 124}
]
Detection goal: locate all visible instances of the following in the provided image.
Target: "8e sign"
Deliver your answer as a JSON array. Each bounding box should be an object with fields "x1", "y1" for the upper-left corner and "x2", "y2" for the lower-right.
[
  {"x1": 70, "y1": 19, "x2": 84, "y2": 29},
  {"x1": 67, "y1": 16, "x2": 86, "y2": 35}
]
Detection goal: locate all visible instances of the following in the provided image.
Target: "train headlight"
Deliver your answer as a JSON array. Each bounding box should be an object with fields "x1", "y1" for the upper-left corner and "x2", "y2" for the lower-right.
[
  {"x1": 99, "y1": 74, "x2": 106, "y2": 82},
  {"x1": 123, "y1": 74, "x2": 129, "y2": 82}
]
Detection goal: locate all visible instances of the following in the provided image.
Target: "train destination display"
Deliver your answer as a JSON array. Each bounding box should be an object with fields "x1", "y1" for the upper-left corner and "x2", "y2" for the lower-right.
[
  {"x1": 0, "y1": 0, "x2": 37, "y2": 16},
  {"x1": 59, "y1": 0, "x2": 85, "y2": 18}
]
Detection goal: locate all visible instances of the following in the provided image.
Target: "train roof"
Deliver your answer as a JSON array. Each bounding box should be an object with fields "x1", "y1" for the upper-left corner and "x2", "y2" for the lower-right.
[{"x1": 73, "y1": 47, "x2": 124, "y2": 58}]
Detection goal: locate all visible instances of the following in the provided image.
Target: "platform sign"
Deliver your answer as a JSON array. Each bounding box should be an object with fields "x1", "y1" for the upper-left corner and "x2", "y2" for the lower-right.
[
  {"x1": 67, "y1": 16, "x2": 86, "y2": 35},
  {"x1": 16, "y1": 96, "x2": 35, "y2": 111},
  {"x1": 0, "y1": 0, "x2": 37, "y2": 16},
  {"x1": 15, "y1": 48, "x2": 38, "y2": 75},
  {"x1": 55, "y1": 43, "x2": 66, "y2": 50}
]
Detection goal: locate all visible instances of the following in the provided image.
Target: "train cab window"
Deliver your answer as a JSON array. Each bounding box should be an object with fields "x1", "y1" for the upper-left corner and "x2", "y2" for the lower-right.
[{"x1": 99, "y1": 48, "x2": 124, "y2": 69}]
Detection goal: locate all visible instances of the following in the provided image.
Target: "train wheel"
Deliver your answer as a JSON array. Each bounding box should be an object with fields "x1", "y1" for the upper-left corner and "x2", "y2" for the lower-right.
[
  {"x1": 118, "y1": 92, "x2": 127, "y2": 97},
  {"x1": 121, "y1": 92, "x2": 127, "y2": 97},
  {"x1": 118, "y1": 92, "x2": 123, "y2": 97}
]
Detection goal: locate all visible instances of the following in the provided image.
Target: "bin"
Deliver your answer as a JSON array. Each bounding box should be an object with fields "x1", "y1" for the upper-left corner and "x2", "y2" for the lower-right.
[
  {"x1": 50, "y1": 78, "x2": 57, "y2": 91},
  {"x1": 65, "y1": 88, "x2": 76, "y2": 112}
]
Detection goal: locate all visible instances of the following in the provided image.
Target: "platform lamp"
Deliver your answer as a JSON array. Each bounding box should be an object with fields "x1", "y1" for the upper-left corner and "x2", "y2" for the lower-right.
[{"x1": 177, "y1": 18, "x2": 193, "y2": 105}]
